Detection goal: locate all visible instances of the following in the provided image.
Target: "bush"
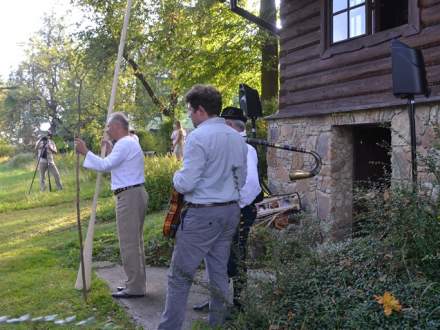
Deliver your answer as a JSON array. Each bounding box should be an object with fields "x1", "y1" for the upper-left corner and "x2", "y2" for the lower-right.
[
  {"x1": 144, "y1": 155, "x2": 181, "y2": 212},
  {"x1": 5, "y1": 152, "x2": 34, "y2": 168},
  {"x1": 0, "y1": 140, "x2": 15, "y2": 157},
  {"x1": 137, "y1": 130, "x2": 158, "y2": 152},
  {"x1": 230, "y1": 186, "x2": 440, "y2": 329},
  {"x1": 51, "y1": 135, "x2": 71, "y2": 153}
]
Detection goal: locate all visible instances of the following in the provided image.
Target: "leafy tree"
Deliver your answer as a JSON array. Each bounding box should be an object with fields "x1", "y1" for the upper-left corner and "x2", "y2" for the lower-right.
[{"x1": 73, "y1": 0, "x2": 263, "y2": 116}]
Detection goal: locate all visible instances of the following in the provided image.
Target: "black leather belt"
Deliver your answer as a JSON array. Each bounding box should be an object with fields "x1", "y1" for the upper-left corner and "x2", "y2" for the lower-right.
[
  {"x1": 186, "y1": 201, "x2": 237, "y2": 208},
  {"x1": 114, "y1": 184, "x2": 143, "y2": 195}
]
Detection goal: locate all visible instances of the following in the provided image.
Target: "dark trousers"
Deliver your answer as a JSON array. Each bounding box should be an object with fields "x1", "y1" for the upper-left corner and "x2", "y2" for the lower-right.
[{"x1": 227, "y1": 203, "x2": 257, "y2": 306}]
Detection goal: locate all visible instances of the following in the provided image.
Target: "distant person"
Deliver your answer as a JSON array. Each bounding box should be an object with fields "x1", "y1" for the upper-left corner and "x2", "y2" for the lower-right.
[
  {"x1": 34, "y1": 132, "x2": 63, "y2": 191},
  {"x1": 170, "y1": 120, "x2": 186, "y2": 160},
  {"x1": 158, "y1": 85, "x2": 248, "y2": 330},
  {"x1": 75, "y1": 112, "x2": 148, "y2": 299}
]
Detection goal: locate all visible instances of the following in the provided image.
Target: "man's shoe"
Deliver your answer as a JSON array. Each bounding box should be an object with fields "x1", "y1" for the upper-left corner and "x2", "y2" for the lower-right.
[
  {"x1": 193, "y1": 300, "x2": 209, "y2": 311},
  {"x1": 111, "y1": 291, "x2": 145, "y2": 299}
]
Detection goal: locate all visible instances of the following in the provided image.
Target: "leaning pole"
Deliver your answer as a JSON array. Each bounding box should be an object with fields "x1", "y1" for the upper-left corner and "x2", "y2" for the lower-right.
[{"x1": 75, "y1": 0, "x2": 133, "y2": 291}]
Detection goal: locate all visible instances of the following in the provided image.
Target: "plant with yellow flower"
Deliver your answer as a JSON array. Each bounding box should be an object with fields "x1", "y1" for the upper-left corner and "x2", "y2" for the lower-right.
[{"x1": 374, "y1": 291, "x2": 402, "y2": 316}]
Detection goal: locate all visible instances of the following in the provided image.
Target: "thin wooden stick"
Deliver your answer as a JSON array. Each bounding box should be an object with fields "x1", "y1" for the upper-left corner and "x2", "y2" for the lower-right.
[
  {"x1": 75, "y1": 79, "x2": 88, "y2": 301},
  {"x1": 75, "y1": 0, "x2": 133, "y2": 291}
]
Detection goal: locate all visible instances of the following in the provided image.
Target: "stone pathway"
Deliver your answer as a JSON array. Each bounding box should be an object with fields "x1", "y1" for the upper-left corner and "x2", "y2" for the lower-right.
[{"x1": 96, "y1": 264, "x2": 210, "y2": 330}]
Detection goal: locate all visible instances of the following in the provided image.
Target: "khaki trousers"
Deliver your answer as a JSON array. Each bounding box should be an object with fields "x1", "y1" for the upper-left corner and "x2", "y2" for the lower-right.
[
  {"x1": 115, "y1": 185, "x2": 148, "y2": 295},
  {"x1": 39, "y1": 160, "x2": 63, "y2": 191}
]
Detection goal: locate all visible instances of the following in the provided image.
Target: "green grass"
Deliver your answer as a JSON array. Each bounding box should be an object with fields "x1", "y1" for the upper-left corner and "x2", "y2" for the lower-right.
[
  {"x1": 0, "y1": 153, "x2": 112, "y2": 213},
  {"x1": 0, "y1": 155, "x2": 169, "y2": 329}
]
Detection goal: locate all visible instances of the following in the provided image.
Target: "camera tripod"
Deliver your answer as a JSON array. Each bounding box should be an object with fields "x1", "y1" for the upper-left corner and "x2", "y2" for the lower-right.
[{"x1": 28, "y1": 141, "x2": 52, "y2": 194}]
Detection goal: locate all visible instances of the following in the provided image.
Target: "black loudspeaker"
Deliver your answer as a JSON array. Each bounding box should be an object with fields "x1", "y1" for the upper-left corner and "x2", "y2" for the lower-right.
[
  {"x1": 239, "y1": 84, "x2": 263, "y2": 118},
  {"x1": 391, "y1": 39, "x2": 429, "y2": 98}
]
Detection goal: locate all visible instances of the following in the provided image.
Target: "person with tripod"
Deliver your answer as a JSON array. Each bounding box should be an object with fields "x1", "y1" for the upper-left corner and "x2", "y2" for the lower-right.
[{"x1": 34, "y1": 132, "x2": 63, "y2": 191}]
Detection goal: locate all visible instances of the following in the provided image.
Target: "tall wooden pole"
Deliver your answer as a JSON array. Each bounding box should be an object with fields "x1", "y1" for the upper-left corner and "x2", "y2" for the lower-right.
[
  {"x1": 75, "y1": 0, "x2": 133, "y2": 290},
  {"x1": 74, "y1": 79, "x2": 88, "y2": 301}
]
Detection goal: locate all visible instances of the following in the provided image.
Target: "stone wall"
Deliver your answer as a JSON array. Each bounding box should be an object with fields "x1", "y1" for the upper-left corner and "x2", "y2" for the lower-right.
[{"x1": 267, "y1": 103, "x2": 440, "y2": 241}]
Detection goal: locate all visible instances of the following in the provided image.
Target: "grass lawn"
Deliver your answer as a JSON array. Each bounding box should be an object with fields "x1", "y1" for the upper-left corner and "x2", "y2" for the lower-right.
[{"x1": 0, "y1": 155, "x2": 168, "y2": 329}]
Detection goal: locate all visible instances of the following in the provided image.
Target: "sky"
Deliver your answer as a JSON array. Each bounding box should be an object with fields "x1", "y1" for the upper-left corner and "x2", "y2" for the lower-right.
[{"x1": 0, "y1": 0, "x2": 84, "y2": 81}]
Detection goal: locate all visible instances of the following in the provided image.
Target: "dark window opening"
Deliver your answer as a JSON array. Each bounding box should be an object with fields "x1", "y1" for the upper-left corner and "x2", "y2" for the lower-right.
[{"x1": 374, "y1": 0, "x2": 408, "y2": 32}]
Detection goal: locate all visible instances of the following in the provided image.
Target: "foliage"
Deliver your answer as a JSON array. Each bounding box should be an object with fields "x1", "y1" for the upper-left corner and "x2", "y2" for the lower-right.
[
  {"x1": 231, "y1": 181, "x2": 440, "y2": 328},
  {"x1": 144, "y1": 155, "x2": 182, "y2": 212},
  {"x1": 136, "y1": 129, "x2": 157, "y2": 151},
  {"x1": 232, "y1": 216, "x2": 440, "y2": 328},
  {"x1": 0, "y1": 138, "x2": 15, "y2": 157},
  {"x1": 5, "y1": 152, "x2": 34, "y2": 168},
  {"x1": 73, "y1": 0, "x2": 262, "y2": 117}
]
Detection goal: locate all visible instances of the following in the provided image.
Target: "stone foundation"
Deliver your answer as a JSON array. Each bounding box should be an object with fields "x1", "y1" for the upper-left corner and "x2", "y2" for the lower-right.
[{"x1": 267, "y1": 104, "x2": 440, "y2": 241}]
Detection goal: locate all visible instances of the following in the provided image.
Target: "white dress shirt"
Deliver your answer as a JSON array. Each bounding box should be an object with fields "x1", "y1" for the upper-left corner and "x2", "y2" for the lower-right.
[
  {"x1": 173, "y1": 117, "x2": 248, "y2": 204},
  {"x1": 83, "y1": 135, "x2": 145, "y2": 190},
  {"x1": 239, "y1": 131, "x2": 261, "y2": 208}
]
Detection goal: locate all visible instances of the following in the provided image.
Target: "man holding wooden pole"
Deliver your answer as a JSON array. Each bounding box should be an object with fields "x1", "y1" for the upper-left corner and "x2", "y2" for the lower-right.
[{"x1": 75, "y1": 112, "x2": 148, "y2": 298}]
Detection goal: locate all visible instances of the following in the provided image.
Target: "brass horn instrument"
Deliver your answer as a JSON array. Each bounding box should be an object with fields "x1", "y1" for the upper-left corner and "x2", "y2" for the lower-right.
[{"x1": 246, "y1": 138, "x2": 322, "y2": 180}]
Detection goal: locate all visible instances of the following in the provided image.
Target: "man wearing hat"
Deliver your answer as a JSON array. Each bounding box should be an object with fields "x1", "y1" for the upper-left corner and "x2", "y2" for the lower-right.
[
  {"x1": 193, "y1": 106, "x2": 262, "y2": 311},
  {"x1": 34, "y1": 131, "x2": 63, "y2": 191},
  {"x1": 222, "y1": 106, "x2": 262, "y2": 308}
]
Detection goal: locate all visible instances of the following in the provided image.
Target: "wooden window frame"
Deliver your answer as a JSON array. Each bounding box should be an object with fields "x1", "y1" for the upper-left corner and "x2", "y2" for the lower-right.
[
  {"x1": 320, "y1": 0, "x2": 420, "y2": 59},
  {"x1": 331, "y1": 0, "x2": 369, "y2": 44}
]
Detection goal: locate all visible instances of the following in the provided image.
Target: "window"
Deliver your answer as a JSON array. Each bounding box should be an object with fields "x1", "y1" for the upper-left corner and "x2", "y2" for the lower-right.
[
  {"x1": 331, "y1": 0, "x2": 367, "y2": 43},
  {"x1": 330, "y1": 0, "x2": 409, "y2": 44}
]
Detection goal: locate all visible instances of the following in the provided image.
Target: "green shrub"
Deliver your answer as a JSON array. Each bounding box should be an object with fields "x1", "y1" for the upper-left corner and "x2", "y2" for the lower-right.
[
  {"x1": 5, "y1": 152, "x2": 34, "y2": 168},
  {"x1": 136, "y1": 130, "x2": 157, "y2": 152},
  {"x1": 51, "y1": 135, "x2": 71, "y2": 153},
  {"x1": 230, "y1": 186, "x2": 440, "y2": 329},
  {"x1": 0, "y1": 140, "x2": 15, "y2": 157},
  {"x1": 144, "y1": 155, "x2": 181, "y2": 212}
]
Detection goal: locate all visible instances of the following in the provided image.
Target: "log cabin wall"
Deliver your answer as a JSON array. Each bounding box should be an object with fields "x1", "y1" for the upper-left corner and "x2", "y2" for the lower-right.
[
  {"x1": 276, "y1": 0, "x2": 440, "y2": 118},
  {"x1": 267, "y1": 0, "x2": 440, "y2": 241}
]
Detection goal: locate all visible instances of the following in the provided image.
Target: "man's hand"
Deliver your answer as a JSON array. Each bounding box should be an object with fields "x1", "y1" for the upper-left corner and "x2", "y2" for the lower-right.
[{"x1": 74, "y1": 138, "x2": 89, "y2": 156}]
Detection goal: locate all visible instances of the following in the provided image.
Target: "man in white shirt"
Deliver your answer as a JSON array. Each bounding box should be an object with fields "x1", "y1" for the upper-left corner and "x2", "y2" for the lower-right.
[
  {"x1": 75, "y1": 112, "x2": 148, "y2": 299},
  {"x1": 221, "y1": 106, "x2": 262, "y2": 309},
  {"x1": 158, "y1": 85, "x2": 248, "y2": 330}
]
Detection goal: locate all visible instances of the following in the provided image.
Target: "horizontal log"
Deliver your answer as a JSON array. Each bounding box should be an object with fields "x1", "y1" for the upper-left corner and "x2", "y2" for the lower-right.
[
  {"x1": 421, "y1": 3, "x2": 440, "y2": 26},
  {"x1": 281, "y1": 56, "x2": 390, "y2": 91},
  {"x1": 420, "y1": 0, "x2": 440, "y2": 8},
  {"x1": 279, "y1": 92, "x2": 404, "y2": 117},
  {"x1": 282, "y1": 15, "x2": 320, "y2": 40},
  {"x1": 276, "y1": 91, "x2": 440, "y2": 119},
  {"x1": 282, "y1": 43, "x2": 440, "y2": 91},
  {"x1": 280, "y1": 25, "x2": 440, "y2": 78},
  {"x1": 282, "y1": 29, "x2": 320, "y2": 54},
  {"x1": 282, "y1": 2, "x2": 321, "y2": 30},
  {"x1": 281, "y1": 61, "x2": 440, "y2": 107},
  {"x1": 281, "y1": 0, "x2": 314, "y2": 19},
  {"x1": 280, "y1": 73, "x2": 392, "y2": 106},
  {"x1": 280, "y1": 43, "x2": 320, "y2": 66}
]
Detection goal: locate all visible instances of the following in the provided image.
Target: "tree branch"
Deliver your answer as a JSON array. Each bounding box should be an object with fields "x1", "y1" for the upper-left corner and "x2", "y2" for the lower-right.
[{"x1": 123, "y1": 53, "x2": 171, "y2": 116}]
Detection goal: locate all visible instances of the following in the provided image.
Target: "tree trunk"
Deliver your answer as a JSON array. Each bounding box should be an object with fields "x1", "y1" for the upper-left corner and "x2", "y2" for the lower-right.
[{"x1": 260, "y1": 0, "x2": 279, "y2": 104}]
